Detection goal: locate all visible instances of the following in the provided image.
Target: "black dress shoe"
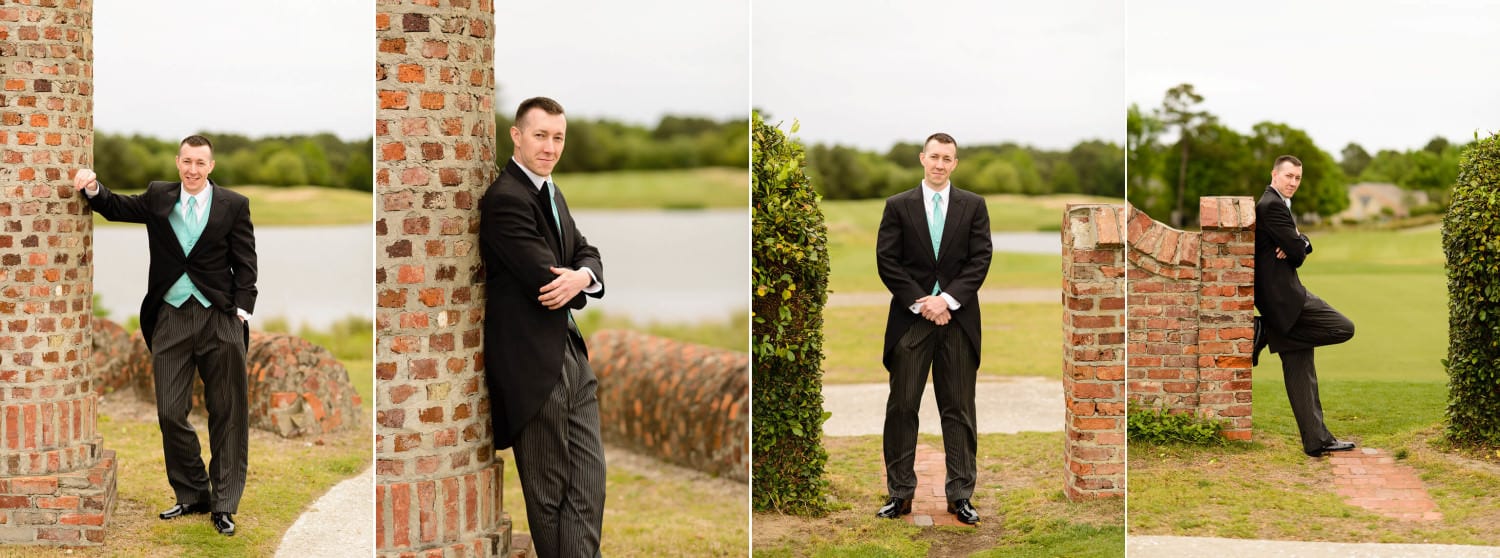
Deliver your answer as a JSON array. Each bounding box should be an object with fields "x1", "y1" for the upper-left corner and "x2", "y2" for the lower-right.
[
  {"x1": 948, "y1": 498, "x2": 980, "y2": 525},
  {"x1": 1252, "y1": 316, "x2": 1267, "y2": 367},
  {"x1": 1305, "y1": 440, "x2": 1357, "y2": 457},
  {"x1": 158, "y1": 502, "x2": 211, "y2": 520},
  {"x1": 875, "y1": 496, "x2": 912, "y2": 519},
  {"x1": 212, "y1": 512, "x2": 235, "y2": 536}
]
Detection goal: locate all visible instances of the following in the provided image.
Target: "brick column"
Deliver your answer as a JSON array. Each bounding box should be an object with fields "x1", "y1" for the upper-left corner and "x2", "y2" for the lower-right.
[
  {"x1": 1125, "y1": 197, "x2": 1256, "y2": 440},
  {"x1": 0, "y1": 0, "x2": 119, "y2": 546},
  {"x1": 375, "y1": 1, "x2": 508, "y2": 556},
  {"x1": 1061, "y1": 204, "x2": 1125, "y2": 500}
]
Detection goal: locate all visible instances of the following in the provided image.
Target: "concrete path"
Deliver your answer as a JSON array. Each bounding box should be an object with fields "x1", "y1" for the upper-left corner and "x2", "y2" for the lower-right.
[
  {"x1": 1129, "y1": 535, "x2": 1500, "y2": 557},
  {"x1": 275, "y1": 464, "x2": 374, "y2": 558},
  {"x1": 822, "y1": 376, "x2": 1062, "y2": 436},
  {"x1": 1331, "y1": 448, "x2": 1442, "y2": 522}
]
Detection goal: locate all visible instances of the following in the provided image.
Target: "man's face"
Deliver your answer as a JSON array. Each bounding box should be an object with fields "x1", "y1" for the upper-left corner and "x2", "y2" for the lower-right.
[
  {"x1": 1271, "y1": 161, "x2": 1303, "y2": 198},
  {"x1": 176, "y1": 144, "x2": 214, "y2": 193},
  {"x1": 510, "y1": 109, "x2": 566, "y2": 177},
  {"x1": 919, "y1": 140, "x2": 958, "y2": 188}
]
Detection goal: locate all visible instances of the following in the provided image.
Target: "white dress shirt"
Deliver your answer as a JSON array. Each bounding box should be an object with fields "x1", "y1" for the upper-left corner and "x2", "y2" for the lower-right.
[{"x1": 910, "y1": 181, "x2": 961, "y2": 314}]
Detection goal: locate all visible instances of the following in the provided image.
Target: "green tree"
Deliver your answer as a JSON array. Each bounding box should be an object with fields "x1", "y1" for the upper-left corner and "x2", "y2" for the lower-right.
[
  {"x1": 1159, "y1": 83, "x2": 1215, "y2": 227},
  {"x1": 262, "y1": 150, "x2": 309, "y2": 186},
  {"x1": 1340, "y1": 142, "x2": 1372, "y2": 178},
  {"x1": 1249, "y1": 121, "x2": 1348, "y2": 218}
]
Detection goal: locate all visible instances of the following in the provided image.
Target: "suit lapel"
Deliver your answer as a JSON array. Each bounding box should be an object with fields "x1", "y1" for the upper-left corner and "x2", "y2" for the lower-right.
[
  {"x1": 937, "y1": 190, "x2": 966, "y2": 263},
  {"x1": 188, "y1": 182, "x2": 229, "y2": 260},
  {"x1": 158, "y1": 182, "x2": 189, "y2": 261},
  {"x1": 504, "y1": 161, "x2": 564, "y2": 262},
  {"x1": 903, "y1": 189, "x2": 936, "y2": 265}
]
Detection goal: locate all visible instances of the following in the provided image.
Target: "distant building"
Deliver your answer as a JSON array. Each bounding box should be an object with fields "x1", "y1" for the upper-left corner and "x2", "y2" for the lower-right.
[{"x1": 1336, "y1": 182, "x2": 1429, "y2": 222}]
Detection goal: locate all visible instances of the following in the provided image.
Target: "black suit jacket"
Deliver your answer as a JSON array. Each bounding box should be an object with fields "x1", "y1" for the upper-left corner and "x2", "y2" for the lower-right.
[
  {"x1": 479, "y1": 160, "x2": 605, "y2": 449},
  {"x1": 876, "y1": 186, "x2": 992, "y2": 369},
  {"x1": 1254, "y1": 185, "x2": 1313, "y2": 335},
  {"x1": 85, "y1": 180, "x2": 257, "y2": 349}
]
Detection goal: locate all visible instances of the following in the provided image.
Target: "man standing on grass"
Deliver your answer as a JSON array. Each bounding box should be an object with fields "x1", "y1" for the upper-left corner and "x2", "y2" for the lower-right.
[
  {"x1": 874, "y1": 132, "x2": 992, "y2": 525},
  {"x1": 75, "y1": 135, "x2": 255, "y2": 536},
  {"x1": 1252, "y1": 154, "x2": 1357, "y2": 458},
  {"x1": 479, "y1": 96, "x2": 607, "y2": 557}
]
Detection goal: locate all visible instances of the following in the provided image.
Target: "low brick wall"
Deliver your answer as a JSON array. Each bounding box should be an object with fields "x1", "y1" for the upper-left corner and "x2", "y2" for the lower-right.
[
  {"x1": 589, "y1": 330, "x2": 749, "y2": 482},
  {"x1": 91, "y1": 319, "x2": 363, "y2": 438},
  {"x1": 1061, "y1": 204, "x2": 1126, "y2": 500}
]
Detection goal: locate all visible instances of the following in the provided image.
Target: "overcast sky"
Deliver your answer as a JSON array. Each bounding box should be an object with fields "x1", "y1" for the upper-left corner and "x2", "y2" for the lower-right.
[
  {"x1": 492, "y1": 0, "x2": 748, "y2": 124},
  {"x1": 1130, "y1": 0, "x2": 1500, "y2": 154},
  {"x1": 753, "y1": 0, "x2": 1125, "y2": 151},
  {"x1": 93, "y1": 0, "x2": 371, "y2": 140}
]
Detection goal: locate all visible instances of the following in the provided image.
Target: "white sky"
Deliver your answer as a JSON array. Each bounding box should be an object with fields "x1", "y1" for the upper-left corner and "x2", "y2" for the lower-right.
[
  {"x1": 752, "y1": 0, "x2": 1126, "y2": 151},
  {"x1": 492, "y1": 0, "x2": 748, "y2": 124},
  {"x1": 1130, "y1": 0, "x2": 1500, "y2": 153},
  {"x1": 92, "y1": 0, "x2": 371, "y2": 140}
]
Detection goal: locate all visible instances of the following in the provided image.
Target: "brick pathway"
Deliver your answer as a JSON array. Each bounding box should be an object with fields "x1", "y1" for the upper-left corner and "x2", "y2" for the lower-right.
[
  {"x1": 880, "y1": 443, "x2": 977, "y2": 528},
  {"x1": 1328, "y1": 448, "x2": 1442, "y2": 522}
]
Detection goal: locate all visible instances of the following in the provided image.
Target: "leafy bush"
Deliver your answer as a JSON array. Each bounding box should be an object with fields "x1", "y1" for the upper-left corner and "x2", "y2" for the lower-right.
[
  {"x1": 751, "y1": 113, "x2": 830, "y2": 515},
  {"x1": 1127, "y1": 404, "x2": 1226, "y2": 446},
  {"x1": 1442, "y1": 132, "x2": 1500, "y2": 447}
]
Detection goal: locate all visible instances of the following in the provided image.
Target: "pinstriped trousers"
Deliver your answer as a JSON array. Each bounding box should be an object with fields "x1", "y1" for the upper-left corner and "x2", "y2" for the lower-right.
[
  {"x1": 1268, "y1": 292, "x2": 1356, "y2": 454},
  {"x1": 883, "y1": 319, "x2": 978, "y2": 502},
  {"x1": 151, "y1": 302, "x2": 249, "y2": 514},
  {"x1": 511, "y1": 329, "x2": 606, "y2": 558}
]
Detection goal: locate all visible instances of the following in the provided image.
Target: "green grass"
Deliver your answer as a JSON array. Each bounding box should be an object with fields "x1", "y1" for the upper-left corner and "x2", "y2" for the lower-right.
[
  {"x1": 92, "y1": 185, "x2": 371, "y2": 227},
  {"x1": 577, "y1": 310, "x2": 748, "y2": 353},
  {"x1": 497, "y1": 448, "x2": 748, "y2": 557},
  {"x1": 753, "y1": 433, "x2": 1123, "y2": 557},
  {"x1": 558, "y1": 167, "x2": 747, "y2": 210},
  {"x1": 821, "y1": 303, "x2": 1060, "y2": 384},
  {"x1": 821, "y1": 194, "x2": 1101, "y2": 293}
]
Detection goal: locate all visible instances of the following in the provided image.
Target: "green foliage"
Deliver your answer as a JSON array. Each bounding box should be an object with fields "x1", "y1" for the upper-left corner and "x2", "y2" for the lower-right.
[
  {"x1": 751, "y1": 112, "x2": 831, "y2": 515},
  {"x1": 92, "y1": 131, "x2": 373, "y2": 191},
  {"x1": 804, "y1": 137, "x2": 1123, "y2": 200},
  {"x1": 1127, "y1": 404, "x2": 1226, "y2": 446},
  {"x1": 1441, "y1": 132, "x2": 1500, "y2": 447},
  {"x1": 495, "y1": 113, "x2": 747, "y2": 173}
]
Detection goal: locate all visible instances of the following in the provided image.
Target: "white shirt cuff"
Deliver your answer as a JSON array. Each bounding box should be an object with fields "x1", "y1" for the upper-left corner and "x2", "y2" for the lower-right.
[
  {"x1": 580, "y1": 267, "x2": 602, "y2": 294},
  {"x1": 939, "y1": 292, "x2": 960, "y2": 310},
  {"x1": 84, "y1": 183, "x2": 99, "y2": 198},
  {"x1": 236, "y1": 308, "x2": 251, "y2": 321}
]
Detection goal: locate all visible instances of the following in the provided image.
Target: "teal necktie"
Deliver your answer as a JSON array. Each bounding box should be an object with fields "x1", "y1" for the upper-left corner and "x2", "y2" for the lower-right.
[
  {"x1": 930, "y1": 191, "x2": 943, "y2": 295},
  {"x1": 187, "y1": 197, "x2": 202, "y2": 229},
  {"x1": 547, "y1": 181, "x2": 576, "y2": 329}
]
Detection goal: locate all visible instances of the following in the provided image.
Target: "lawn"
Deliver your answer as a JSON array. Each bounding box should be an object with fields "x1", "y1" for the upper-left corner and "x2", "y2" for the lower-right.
[
  {"x1": 1127, "y1": 225, "x2": 1500, "y2": 544},
  {"x1": 558, "y1": 167, "x2": 747, "y2": 210},
  {"x1": 753, "y1": 433, "x2": 1124, "y2": 557},
  {"x1": 821, "y1": 303, "x2": 1061, "y2": 385},
  {"x1": 821, "y1": 194, "x2": 1106, "y2": 293},
  {"x1": 91, "y1": 185, "x2": 371, "y2": 227}
]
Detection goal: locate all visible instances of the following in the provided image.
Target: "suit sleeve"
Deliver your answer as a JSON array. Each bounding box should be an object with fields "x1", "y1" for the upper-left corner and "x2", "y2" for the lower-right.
[
  {"x1": 85, "y1": 181, "x2": 154, "y2": 223},
  {"x1": 481, "y1": 190, "x2": 568, "y2": 309},
  {"x1": 229, "y1": 196, "x2": 258, "y2": 313},
  {"x1": 1259, "y1": 201, "x2": 1309, "y2": 268},
  {"x1": 876, "y1": 198, "x2": 927, "y2": 306},
  {"x1": 559, "y1": 192, "x2": 603, "y2": 309},
  {"x1": 940, "y1": 196, "x2": 992, "y2": 304}
]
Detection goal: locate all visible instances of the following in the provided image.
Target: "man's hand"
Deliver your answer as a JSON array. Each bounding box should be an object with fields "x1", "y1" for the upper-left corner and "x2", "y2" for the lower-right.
[
  {"x1": 539, "y1": 267, "x2": 590, "y2": 310},
  {"x1": 916, "y1": 295, "x2": 950, "y2": 325},
  {"x1": 73, "y1": 169, "x2": 97, "y2": 192},
  {"x1": 1275, "y1": 247, "x2": 1287, "y2": 259}
]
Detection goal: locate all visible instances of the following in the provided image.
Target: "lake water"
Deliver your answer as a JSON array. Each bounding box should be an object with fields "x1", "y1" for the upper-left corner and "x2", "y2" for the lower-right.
[
  {"x1": 991, "y1": 231, "x2": 1061, "y2": 255},
  {"x1": 90, "y1": 209, "x2": 751, "y2": 328}
]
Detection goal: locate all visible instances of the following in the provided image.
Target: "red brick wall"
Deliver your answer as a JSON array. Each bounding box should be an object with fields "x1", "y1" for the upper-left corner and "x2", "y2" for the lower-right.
[
  {"x1": 1126, "y1": 197, "x2": 1256, "y2": 440},
  {"x1": 0, "y1": 0, "x2": 120, "y2": 546},
  {"x1": 1062, "y1": 204, "x2": 1126, "y2": 500},
  {"x1": 375, "y1": 1, "x2": 509, "y2": 556}
]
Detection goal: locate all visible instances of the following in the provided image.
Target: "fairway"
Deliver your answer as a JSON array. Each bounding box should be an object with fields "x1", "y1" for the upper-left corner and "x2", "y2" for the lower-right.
[
  {"x1": 92, "y1": 185, "x2": 372, "y2": 227},
  {"x1": 558, "y1": 167, "x2": 747, "y2": 209},
  {"x1": 821, "y1": 302, "x2": 1062, "y2": 384}
]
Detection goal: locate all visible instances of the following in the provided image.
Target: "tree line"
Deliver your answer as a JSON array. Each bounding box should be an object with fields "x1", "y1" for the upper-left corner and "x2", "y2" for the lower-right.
[
  {"x1": 93, "y1": 132, "x2": 373, "y2": 191},
  {"x1": 1131, "y1": 83, "x2": 1473, "y2": 227},
  {"x1": 494, "y1": 114, "x2": 749, "y2": 173}
]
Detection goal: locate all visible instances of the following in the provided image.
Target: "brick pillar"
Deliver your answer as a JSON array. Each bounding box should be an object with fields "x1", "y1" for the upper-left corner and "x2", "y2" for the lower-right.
[
  {"x1": 375, "y1": 1, "x2": 508, "y2": 556},
  {"x1": 0, "y1": 0, "x2": 119, "y2": 546},
  {"x1": 1125, "y1": 197, "x2": 1256, "y2": 440},
  {"x1": 1061, "y1": 204, "x2": 1125, "y2": 500}
]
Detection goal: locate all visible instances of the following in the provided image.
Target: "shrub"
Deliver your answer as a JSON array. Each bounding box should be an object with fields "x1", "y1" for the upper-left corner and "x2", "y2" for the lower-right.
[
  {"x1": 1442, "y1": 132, "x2": 1500, "y2": 447},
  {"x1": 1127, "y1": 404, "x2": 1226, "y2": 446},
  {"x1": 751, "y1": 113, "x2": 830, "y2": 515}
]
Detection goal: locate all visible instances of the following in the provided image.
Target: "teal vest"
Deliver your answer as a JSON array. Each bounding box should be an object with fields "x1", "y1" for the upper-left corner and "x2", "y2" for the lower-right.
[{"x1": 163, "y1": 189, "x2": 212, "y2": 308}]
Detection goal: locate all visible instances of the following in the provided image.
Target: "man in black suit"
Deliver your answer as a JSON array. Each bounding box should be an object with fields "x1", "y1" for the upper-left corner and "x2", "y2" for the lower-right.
[
  {"x1": 75, "y1": 135, "x2": 255, "y2": 536},
  {"x1": 479, "y1": 97, "x2": 606, "y2": 558},
  {"x1": 874, "y1": 133, "x2": 992, "y2": 525},
  {"x1": 1252, "y1": 155, "x2": 1356, "y2": 458}
]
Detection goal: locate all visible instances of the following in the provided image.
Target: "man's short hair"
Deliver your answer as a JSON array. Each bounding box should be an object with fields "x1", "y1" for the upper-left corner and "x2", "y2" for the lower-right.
[
  {"x1": 924, "y1": 132, "x2": 957, "y2": 152},
  {"x1": 180, "y1": 134, "x2": 213, "y2": 155},
  {"x1": 515, "y1": 97, "x2": 565, "y2": 129},
  {"x1": 1273, "y1": 155, "x2": 1302, "y2": 171}
]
